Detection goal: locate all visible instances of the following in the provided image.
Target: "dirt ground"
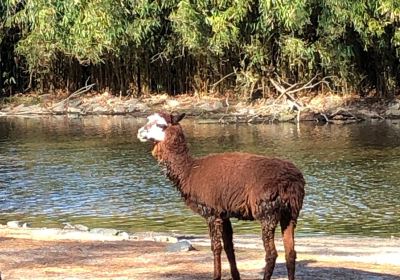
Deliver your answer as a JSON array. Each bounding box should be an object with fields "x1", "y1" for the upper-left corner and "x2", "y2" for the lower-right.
[{"x1": 1, "y1": 230, "x2": 400, "y2": 280}]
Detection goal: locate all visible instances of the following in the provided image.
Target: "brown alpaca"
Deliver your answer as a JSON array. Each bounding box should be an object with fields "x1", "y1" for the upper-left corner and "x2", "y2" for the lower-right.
[{"x1": 137, "y1": 112, "x2": 305, "y2": 280}]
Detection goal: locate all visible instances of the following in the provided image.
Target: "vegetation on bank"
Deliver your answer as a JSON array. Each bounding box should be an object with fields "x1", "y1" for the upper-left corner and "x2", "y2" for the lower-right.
[{"x1": 0, "y1": 0, "x2": 399, "y2": 99}]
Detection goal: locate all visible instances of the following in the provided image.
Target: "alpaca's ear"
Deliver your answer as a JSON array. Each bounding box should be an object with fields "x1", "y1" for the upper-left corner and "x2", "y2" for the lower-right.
[{"x1": 172, "y1": 113, "x2": 186, "y2": 124}]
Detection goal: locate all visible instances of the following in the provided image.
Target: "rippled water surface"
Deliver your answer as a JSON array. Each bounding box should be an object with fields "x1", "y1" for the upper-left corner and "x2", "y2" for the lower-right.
[{"x1": 1, "y1": 116, "x2": 400, "y2": 237}]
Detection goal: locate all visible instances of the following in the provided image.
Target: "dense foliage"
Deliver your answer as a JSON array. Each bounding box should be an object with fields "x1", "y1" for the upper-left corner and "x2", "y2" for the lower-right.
[{"x1": 1, "y1": 0, "x2": 399, "y2": 98}]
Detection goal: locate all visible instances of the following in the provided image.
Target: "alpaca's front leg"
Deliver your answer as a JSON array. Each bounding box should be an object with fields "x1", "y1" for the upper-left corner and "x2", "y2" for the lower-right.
[{"x1": 208, "y1": 216, "x2": 223, "y2": 280}]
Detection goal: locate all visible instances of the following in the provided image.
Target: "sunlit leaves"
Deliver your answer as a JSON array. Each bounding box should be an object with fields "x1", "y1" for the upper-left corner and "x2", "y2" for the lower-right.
[
  {"x1": 170, "y1": 0, "x2": 208, "y2": 53},
  {"x1": 59, "y1": 0, "x2": 128, "y2": 63},
  {"x1": 126, "y1": 0, "x2": 165, "y2": 48},
  {"x1": 1, "y1": 0, "x2": 400, "y2": 96}
]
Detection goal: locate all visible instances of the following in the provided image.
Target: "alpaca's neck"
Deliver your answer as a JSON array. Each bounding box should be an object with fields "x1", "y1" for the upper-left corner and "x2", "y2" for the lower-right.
[
  {"x1": 154, "y1": 140, "x2": 194, "y2": 194},
  {"x1": 165, "y1": 149, "x2": 193, "y2": 186}
]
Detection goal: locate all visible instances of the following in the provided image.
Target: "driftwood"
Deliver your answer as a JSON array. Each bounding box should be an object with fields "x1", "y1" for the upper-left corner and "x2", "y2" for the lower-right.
[
  {"x1": 244, "y1": 74, "x2": 334, "y2": 123},
  {"x1": 50, "y1": 83, "x2": 95, "y2": 111},
  {"x1": 269, "y1": 74, "x2": 333, "y2": 111}
]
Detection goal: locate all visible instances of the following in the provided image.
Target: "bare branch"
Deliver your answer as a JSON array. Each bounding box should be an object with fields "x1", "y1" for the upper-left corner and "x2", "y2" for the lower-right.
[
  {"x1": 151, "y1": 52, "x2": 167, "y2": 63},
  {"x1": 297, "y1": 73, "x2": 320, "y2": 90},
  {"x1": 211, "y1": 72, "x2": 236, "y2": 92},
  {"x1": 269, "y1": 74, "x2": 336, "y2": 106},
  {"x1": 51, "y1": 83, "x2": 95, "y2": 110},
  {"x1": 320, "y1": 113, "x2": 330, "y2": 123},
  {"x1": 269, "y1": 78, "x2": 286, "y2": 94},
  {"x1": 269, "y1": 78, "x2": 301, "y2": 107}
]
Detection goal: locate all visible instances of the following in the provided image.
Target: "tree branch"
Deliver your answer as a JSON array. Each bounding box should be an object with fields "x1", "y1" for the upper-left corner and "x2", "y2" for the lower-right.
[
  {"x1": 210, "y1": 72, "x2": 236, "y2": 92},
  {"x1": 51, "y1": 83, "x2": 95, "y2": 110}
]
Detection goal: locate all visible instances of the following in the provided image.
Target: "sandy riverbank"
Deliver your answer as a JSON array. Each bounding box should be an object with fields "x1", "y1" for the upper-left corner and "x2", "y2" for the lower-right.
[{"x1": 1, "y1": 225, "x2": 400, "y2": 280}]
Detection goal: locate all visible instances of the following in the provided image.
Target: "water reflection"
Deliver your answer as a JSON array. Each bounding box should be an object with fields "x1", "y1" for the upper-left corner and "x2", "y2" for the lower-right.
[{"x1": 0, "y1": 116, "x2": 399, "y2": 237}]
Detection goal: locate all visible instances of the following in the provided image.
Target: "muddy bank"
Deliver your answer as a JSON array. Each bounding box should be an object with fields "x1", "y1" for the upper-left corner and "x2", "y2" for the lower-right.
[
  {"x1": 1, "y1": 224, "x2": 400, "y2": 279},
  {"x1": 1, "y1": 92, "x2": 400, "y2": 123}
]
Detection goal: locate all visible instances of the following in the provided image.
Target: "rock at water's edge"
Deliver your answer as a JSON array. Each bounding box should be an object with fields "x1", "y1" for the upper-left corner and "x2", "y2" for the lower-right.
[{"x1": 165, "y1": 240, "x2": 196, "y2": 252}]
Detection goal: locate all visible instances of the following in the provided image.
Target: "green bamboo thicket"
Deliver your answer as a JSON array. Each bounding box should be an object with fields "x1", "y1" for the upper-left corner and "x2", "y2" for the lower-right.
[{"x1": 0, "y1": 0, "x2": 399, "y2": 98}]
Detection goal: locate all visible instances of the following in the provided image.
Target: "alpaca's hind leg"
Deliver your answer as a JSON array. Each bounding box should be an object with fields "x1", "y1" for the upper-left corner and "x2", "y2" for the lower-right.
[
  {"x1": 280, "y1": 216, "x2": 297, "y2": 280},
  {"x1": 261, "y1": 219, "x2": 278, "y2": 280},
  {"x1": 208, "y1": 216, "x2": 223, "y2": 280},
  {"x1": 222, "y1": 219, "x2": 240, "y2": 280}
]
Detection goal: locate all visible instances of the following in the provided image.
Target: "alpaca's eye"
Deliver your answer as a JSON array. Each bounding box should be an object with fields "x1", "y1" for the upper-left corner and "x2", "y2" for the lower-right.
[{"x1": 156, "y1": 124, "x2": 168, "y2": 130}]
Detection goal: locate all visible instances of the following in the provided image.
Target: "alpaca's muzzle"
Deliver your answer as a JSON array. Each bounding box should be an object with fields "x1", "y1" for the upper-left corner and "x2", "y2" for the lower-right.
[{"x1": 137, "y1": 127, "x2": 148, "y2": 142}]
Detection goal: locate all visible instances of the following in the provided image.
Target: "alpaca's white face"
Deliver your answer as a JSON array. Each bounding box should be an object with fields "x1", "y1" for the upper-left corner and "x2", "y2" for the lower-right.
[{"x1": 137, "y1": 113, "x2": 168, "y2": 142}]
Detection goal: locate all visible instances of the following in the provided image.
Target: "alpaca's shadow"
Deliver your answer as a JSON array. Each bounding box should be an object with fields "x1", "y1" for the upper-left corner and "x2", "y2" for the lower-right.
[
  {"x1": 271, "y1": 260, "x2": 400, "y2": 280},
  {"x1": 162, "y1": 260, "x2": 400, "y2": 280}
]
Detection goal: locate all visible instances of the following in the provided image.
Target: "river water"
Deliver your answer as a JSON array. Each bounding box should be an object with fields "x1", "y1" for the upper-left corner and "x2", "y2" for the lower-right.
[{"x1": 0, "y1": 116, "x2": 399, "y2": 237}]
